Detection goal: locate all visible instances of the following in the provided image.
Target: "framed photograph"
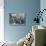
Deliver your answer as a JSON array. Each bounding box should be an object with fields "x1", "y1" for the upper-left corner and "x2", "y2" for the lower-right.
[{"x1": 9, "y1": 13, "x2": 26, "y2": 25}]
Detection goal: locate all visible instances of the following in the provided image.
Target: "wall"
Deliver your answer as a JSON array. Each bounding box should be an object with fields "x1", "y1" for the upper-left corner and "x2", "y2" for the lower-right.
[
  {"x1": 4, "y1": 0, "x2": 40, "y2": 42},
  {"x1": 40, "y1": 0, "x2": 46, "y2": 27},
  {"x1": 40, "y1": 0, "x2": 46, "y2": 45},
  {"x1": 0, "y1": 0, "x2": 4, "y2": 42}
]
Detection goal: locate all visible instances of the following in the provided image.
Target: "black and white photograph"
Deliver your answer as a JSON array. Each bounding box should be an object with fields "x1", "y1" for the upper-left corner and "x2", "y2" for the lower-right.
[{"x1": 9, "y1": 13, "x2": 26, "y2": 25}]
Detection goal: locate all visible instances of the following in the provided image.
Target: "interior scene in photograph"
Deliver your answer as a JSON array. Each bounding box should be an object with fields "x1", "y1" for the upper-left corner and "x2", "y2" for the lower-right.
[{"x1": 9, "y1": 13, "x2": 26, "y2": 25}]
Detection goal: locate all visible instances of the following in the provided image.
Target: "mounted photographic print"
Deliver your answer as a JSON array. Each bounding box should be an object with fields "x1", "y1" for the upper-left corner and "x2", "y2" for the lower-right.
[{"x1": 9, "y1": 13, "x2": 26, "y2": 25}]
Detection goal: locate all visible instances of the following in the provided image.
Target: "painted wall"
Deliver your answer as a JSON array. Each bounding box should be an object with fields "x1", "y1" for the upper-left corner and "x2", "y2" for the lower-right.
[
  {"x1": 40, "y1": 0, "x2": 46, "y2": 27},
  {"x1": 4, "y1": 0, "x2": 40, "y2": 42},
  {"x1": 40, "y1": 0, "x2": 46, "y2": 28},
  {"x1": 0, "y1": 0, "x2": 4, "y2": 42},
  {"x1": 40, "y1": 0, "x2": 46, "y2": 45}
]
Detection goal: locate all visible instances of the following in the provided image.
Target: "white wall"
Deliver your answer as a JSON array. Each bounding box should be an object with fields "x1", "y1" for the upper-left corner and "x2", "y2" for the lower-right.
[{"x1": 0, "y1": 0, "x2": 4, "y2": 42}]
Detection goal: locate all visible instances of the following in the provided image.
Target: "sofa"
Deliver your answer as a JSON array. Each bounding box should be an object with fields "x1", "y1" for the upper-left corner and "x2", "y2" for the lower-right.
[
  {"x1": 1, "y1": 25, "x2": 46, "y2": 46},
  {"x1": 32, "y1": 25, "x2": 46, "y2": 46},
  {"x1": 0, "y1": 41, "x2": 17, "y2": 46},
  {"x1": 17, "y1": 25, "x2": 46, "y2": 46}
]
